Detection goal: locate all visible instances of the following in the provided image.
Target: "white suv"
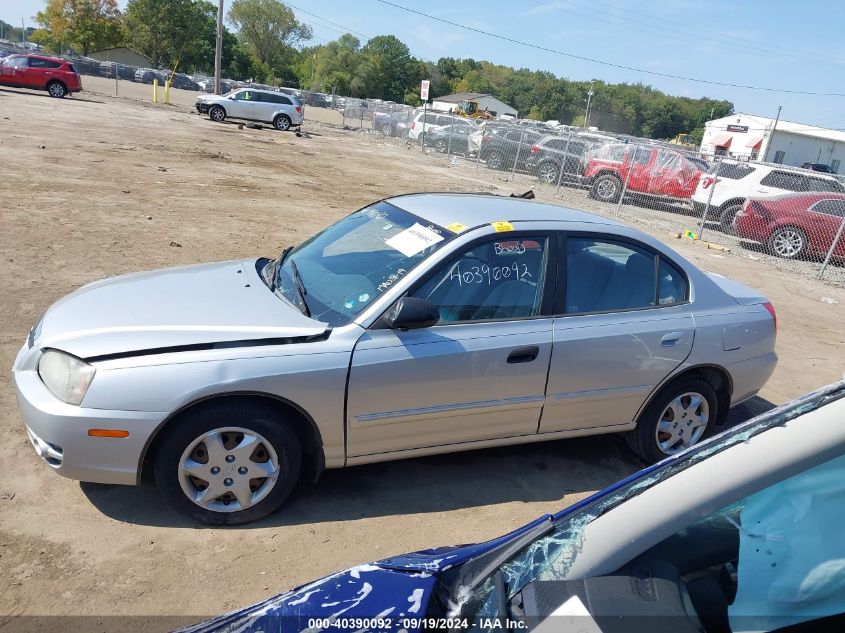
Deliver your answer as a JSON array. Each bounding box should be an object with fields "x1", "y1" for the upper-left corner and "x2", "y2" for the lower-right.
[
  {"x1": 692, "y1": 160, "x2": 844, "y2": 232},
  {"x1": 196, "y1": 88, "x2": 304, "y2": 131},
  {"x1": 408, "y1": 111, "x2": 475, "y2": 140}
]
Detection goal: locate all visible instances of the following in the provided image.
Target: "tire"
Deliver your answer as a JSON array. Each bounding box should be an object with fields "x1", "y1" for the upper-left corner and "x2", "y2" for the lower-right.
[
  {"x1": 273, "y1": 114, "x2": 291, "y2": 131},
  {"x1": 46, "y1": 80, "x2": 67, "y2": 98},
  {"x1": 486, "y1": 149, "x2": 504, "y2": 170},
  {"x1": 435, "y1": 139, "x2": 448, "y2": 153},
  {"x1": 208, "y1": 105, "x2": 226, "y2": 123},
  {"x1": 767, "y1": 226, "x2": 808, "y2": 260},
  {"x1": 381, "y1": 123, "x2": 392, "y2": 135},
  {"x1": 719, "y1": 204, "x2": 743, "y2": 235},
  {"x1": 589, "y1": 174, "x2": 623, "y2": 203},
  {"x1": 627, "y1": 377, "x2": 718, "y2": 464},
  {"x1": 153, "y1": 401, "x2": 302, "y2": 525},
  {"x1": 537, "y1": 161, "x2": 560, "y2": 184}
]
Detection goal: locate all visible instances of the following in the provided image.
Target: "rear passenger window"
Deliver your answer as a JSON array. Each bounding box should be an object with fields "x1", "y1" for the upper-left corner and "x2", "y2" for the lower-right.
[
  {"x1": 565, "y1": 238, "x2": 657, "y2": 313},
  {"x1": 807, "y1": 177, "x2": 844, "y2": 193},
  {"x1": 760, "y1": 171, "x2": 807, "y2": 192},
  {"x1": 811, "y1": 200, "x2": 845, "y2": 217},
  {"x1": 658, "y1": 259, "x2": 687, "y2": 305}
]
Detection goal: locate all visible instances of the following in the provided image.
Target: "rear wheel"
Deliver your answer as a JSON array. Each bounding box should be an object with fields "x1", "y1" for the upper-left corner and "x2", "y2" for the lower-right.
[
  {"x1": 767, "y1": 226, "x2": 808, "y2": 259},
  {"x1": 719, "y1": 204, "x2": 743, "y2": 235},
  {"x1": 153, "y1": 401, "x2": 302, "y2": 525},
  {"x1": 273, "y1": 114, "x2": 291, "y2": 131},
  {"x1": 208, "y1": 105, "x2": 226, "y2": 123},
  {"x1": 589, "y1": 174, "x2": 623, "y2": 203},
  {"x1": 435, "y1": 139, "x2": 448, "y2": 153},
  {"x1": 381, "y1": 122, "x2": 392, "y2": 135},
  {"x1": 628, "y1": 377, "x2": 717, "y2": 464},
  {"x1": 46, "y1": 80, "x2": 67, "y2": 98}
]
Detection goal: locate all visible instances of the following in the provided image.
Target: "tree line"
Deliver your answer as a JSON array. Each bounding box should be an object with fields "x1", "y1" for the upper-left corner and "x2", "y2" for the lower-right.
[{"x1": 23, "y1": 0, "x2": 732, "y2": 140}]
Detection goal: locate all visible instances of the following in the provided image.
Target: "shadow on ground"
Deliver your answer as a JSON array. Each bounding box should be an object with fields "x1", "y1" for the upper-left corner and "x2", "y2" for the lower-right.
[{"x1": 80, "y1": 396, "x2": 774, "y2": 529}]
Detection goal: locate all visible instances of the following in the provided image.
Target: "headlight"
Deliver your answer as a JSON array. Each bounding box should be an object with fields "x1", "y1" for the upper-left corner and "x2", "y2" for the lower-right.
[{"x1": 38, "y1": 349, "x2": 95, "y2": 406}]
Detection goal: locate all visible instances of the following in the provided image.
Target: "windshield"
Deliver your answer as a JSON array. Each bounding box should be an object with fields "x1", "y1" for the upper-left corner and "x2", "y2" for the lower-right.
[{"x1": 263, "y1": 201, "x2": 453, "y2": 326}]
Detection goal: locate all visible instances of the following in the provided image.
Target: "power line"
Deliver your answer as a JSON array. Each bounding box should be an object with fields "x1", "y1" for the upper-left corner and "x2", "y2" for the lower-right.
[
  {"x1": 280, "y1": 1, "x2": 370, "y2": 41},
  {"x1": 375, "y1": 0, "x2": 845, "y2": 97}
]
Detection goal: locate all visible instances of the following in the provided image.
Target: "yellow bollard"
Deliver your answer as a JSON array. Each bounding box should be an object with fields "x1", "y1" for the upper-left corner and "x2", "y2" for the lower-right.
[
  {"x1": 153, "y1": 79, "x2": 158, "y2": 103},
  {"x1": 163, "y1": 79, "x2": 171, "y2": 105}
]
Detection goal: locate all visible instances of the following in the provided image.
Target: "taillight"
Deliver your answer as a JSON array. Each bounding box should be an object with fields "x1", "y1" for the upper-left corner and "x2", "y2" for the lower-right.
[
  {"x1": 411, "y1": 121, "x2": 416, "y2": 129},
  {"x1": 701, "y1": 176, "x2": 721, "y2": 189},
  {"x1": 295, "y1": 106, "x2": 302, "y2": 113},
  {"x1": 763, "y1": 302, "x2": 777, "y2": 332},
  {"x1": 530, "y1": 145, "x2": 540, "y2": 154}
]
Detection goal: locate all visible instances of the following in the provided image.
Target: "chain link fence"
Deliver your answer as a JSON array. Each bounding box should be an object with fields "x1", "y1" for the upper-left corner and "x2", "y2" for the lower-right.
[{"x1": 338, "y1": 103, "x2": 845, "y2": 286}]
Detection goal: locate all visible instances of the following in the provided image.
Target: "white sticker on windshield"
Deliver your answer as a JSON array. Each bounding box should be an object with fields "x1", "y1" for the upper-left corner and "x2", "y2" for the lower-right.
[{"x1": 385, "y1": 223, "x2": 444, "y2": 257}]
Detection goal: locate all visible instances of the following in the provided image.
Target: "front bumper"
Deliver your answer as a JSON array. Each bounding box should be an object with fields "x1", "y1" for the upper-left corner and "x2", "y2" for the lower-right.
[
  {"x1": 12, "y1": 343, "x2": 168, "y2": 485},
  {"x1": 196, "y1": 102, "x2": 209, "y2": 114}
]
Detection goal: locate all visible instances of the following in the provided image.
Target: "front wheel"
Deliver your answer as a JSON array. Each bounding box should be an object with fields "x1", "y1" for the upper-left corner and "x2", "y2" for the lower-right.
[
  {"x1": 153, "y1": 401, "x2": 302, "y2": 525},
  {"x1": 627, "y1": 377, "x2": 717, "y2": 464},
  {"x1": 435, "y1": 139, "x2": 448, "y2": 153},
  {"x1": 537, "y1": 161, "x2": 560, "y2": 184},
  {"x1": 208, "y1": 105, "x2": 226, "y2": 123},
  {"x1": 381, "y1": 123, "x2": 392, "y2": 135},
  {"x1": 486, "y1": 150, "x2": 504, "y2": 170},
  {"x1": 589, "y1": 174, "x2": 623, "y2": 203},
  {"x1": 47, "y1": 80, "x2": 67, "y2": 98},
  {"x1": 273, "y1": 114, "x2": 291, "y2": 131}
]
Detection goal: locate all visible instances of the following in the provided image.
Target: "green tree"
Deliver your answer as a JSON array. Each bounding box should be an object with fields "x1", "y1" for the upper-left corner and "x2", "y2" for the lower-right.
[
  {"x1": 359, "y1": 35, "x2": 418, "y2": 102},
  {"x1": 32, "y1": 0, "x2": 124, "y2": 56},
  {"x1": 227, "y1": 0, "x2": 311, "y2": 74}
]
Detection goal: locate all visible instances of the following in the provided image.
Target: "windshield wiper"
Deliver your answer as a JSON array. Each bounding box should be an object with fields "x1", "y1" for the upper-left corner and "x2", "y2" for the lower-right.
[
  {"x1": 288, "y1": 257, "x2": 311, "y2": 318},
  {"x1": 272, "y1": 246, "x2": 293, "y2": 291}
]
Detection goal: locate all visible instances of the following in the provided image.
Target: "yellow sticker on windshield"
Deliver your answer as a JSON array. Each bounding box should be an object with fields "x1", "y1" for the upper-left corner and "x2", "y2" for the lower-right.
[
  {"x1": 491, "y1": 221, "x2": 513, "y2": 232},
  {"x1": 446, "y1": 222, "x2": 468, "y2": 234}
]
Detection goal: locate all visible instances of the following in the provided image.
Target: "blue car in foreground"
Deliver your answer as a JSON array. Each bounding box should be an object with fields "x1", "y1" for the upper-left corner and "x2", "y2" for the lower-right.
[{"x1": 183, "y1": 381, "x2": 845, "y2": 633}]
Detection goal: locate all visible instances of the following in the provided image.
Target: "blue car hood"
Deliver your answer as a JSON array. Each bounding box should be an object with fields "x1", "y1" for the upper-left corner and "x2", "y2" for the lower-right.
[{"x1": 179, "y1": 517, "x2": 554, "y2": 633}]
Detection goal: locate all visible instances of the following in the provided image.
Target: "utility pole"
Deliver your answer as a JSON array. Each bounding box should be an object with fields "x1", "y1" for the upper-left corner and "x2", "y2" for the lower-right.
[
  {"x1": 214, "y1": 0, "x2": 223, "y2": 94},
  {"x1": 22, "y1": 18, "x2": 26, "y2": 45},
  {"x1": 763, "y1": 105, "x2": 782, "y2": 163},
  {"x1": 584, "y1": 84, "x2": 594, "y2": 128},
  {"x1": 310, "y1": 52, "x2": 316, "y2": 87}
]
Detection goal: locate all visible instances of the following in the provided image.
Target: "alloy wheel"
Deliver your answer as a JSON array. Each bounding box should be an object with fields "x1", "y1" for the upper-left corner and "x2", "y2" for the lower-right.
[
  {"x1": 595, "y1": 178, "x2": 618, "y2": 200},
  {"x1": 538, "y1": 163, "x2": 558, "y2": 183},
  {"x1": 655, "y1": 392, "x2": 709, "y2": 455},
  {"x1": 771, "y1": 228, "x2": 805, "y2": 258},
  {"x1": 178, "y1": 427, "x2": 280, "y2": 513}
]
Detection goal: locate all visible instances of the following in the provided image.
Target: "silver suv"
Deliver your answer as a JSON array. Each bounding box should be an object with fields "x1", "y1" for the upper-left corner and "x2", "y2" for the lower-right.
[{"x1": 196, "y1": 88, "x2": 304, "y2": 131}]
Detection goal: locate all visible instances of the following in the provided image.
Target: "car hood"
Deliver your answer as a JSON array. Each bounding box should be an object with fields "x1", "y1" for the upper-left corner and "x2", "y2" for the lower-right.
[
  {"x1": 177, "y1": 517, "x2": 553, "y2": 633},
  {"x1": 35, "y1": 260, "x2": 328, "y2": 360}
]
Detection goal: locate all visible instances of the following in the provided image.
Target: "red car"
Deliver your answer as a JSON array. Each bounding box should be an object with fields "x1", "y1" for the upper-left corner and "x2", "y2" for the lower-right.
[
  {"x1": 0, "y1": 54, "x2": 82, "y2": 98},
  {"x1": 585, "y1": 143, "x2": 706, "y2": 204},
  {"x1": 735, "y1": 193, "x2": 845, "y2": 260}
]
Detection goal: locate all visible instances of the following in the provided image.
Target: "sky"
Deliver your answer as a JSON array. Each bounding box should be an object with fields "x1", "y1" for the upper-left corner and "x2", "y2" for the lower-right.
[{"x1": 4, "y1": 0, "x2": 845, "y2": 129}]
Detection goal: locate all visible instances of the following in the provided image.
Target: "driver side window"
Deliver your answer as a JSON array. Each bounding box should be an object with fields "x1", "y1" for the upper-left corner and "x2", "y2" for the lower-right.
[{"x1": 410, "y1": 236, "x2": 549, "y2": 323}]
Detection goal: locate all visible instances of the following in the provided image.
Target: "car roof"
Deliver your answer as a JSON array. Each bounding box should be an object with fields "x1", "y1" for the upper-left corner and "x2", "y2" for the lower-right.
[{"x1": 387, "y1": 193, "x2": 623, "y2": 229}]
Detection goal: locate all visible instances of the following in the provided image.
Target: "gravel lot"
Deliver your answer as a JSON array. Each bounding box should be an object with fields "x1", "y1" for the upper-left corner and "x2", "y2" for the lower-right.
[{"x1": 1, "y1": 77, "x2": 843, "y2": 630}]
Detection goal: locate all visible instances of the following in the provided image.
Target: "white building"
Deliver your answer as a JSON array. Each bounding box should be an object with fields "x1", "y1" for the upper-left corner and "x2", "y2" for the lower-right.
[
  {"x1": 701, "y1": 113, "x2": 845, "y2": 173},
  {"x1": 430, "y1": 92, "x2": 518, "y2": 118}
]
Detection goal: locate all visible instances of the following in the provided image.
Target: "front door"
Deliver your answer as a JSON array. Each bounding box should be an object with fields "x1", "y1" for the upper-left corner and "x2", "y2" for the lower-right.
[
  {"x1": 346, "y1": 234, "x2": 556, "y2": 458},
  {"x1": 1, "y1": 56, "x2": 29, "y2": 87},
  {"x1": 228, "y1": 90, "x2": 257, "y2": 119},
  {"x1": 540, "y1": 235, "x2": 694, "y2": 433}
]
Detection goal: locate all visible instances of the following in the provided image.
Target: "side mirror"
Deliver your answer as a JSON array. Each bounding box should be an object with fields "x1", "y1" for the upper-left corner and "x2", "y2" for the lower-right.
[{"x1": 383, "y1": 297, "x2": 439, "y2": 330}]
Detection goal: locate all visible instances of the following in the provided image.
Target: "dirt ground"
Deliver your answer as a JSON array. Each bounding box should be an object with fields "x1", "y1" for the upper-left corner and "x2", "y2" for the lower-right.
[{"x1": 0, "y1": 77, "x2": 843, "y2": 630}]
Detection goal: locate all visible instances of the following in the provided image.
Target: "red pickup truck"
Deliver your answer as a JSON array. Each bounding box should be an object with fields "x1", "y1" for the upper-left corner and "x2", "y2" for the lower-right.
[{"x1": 585, "y1": 143, "x2": 708, "y2": 204}]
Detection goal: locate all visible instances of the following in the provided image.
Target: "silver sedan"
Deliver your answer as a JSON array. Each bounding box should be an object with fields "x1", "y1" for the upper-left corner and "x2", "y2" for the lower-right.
[{"x1": 12, "y1": 193, "x2": 777, "y2": 524}]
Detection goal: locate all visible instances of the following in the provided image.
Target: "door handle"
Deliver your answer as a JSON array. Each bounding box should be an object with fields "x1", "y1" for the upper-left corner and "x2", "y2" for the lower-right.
[
  {"x1": 507, "y1": 345, "x2": 540, "y2": 364},
  {"x1": 661, "y1": 331, "x2": 684, "y2": 346}
]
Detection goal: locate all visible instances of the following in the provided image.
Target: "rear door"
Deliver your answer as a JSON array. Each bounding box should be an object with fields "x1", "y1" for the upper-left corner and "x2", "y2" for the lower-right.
[
  {"x1": 626, "y1": 147, "x2": 656, "y2": 193},
  {"x1": 539, "y1": 234, "x2": 694, "y2": 433}
]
